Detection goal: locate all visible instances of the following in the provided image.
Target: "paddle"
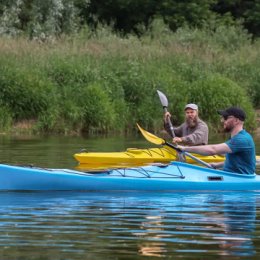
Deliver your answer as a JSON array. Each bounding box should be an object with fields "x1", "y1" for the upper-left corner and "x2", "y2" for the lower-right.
[
  {"x1": 157, "y1": 90, "x2": 175, "y2": 138},
  {"x1": 157, "y1": 89, "x2": 188, "y2": 161},
  {"x1": 136, "y1": 123, "x2": 213, "y2": 168}
]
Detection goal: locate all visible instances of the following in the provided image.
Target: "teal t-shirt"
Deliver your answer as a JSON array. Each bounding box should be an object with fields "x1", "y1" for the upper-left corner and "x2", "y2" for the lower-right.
[{"x1": 224, "y1": 130, "x2": 256, "y2": 175}]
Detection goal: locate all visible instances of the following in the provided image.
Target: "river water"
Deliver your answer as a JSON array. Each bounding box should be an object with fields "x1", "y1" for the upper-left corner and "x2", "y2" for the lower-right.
[{"x1": 0, "y1": 134, "x2": 260, "y2": 259}]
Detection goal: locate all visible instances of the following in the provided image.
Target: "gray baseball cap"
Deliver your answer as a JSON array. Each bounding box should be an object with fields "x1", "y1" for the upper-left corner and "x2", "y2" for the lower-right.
[{"x1": 185, "y1": 103, "x2": 198, "y2": 110}]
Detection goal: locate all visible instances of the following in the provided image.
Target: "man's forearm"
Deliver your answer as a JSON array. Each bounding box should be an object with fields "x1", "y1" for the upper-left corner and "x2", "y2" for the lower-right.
[
  {"x1": 180, "y1": 143, "x2": 231, "y2": 156},
  {"x1": 180, "y1": 145, "x2": 216, "y2": 156}
]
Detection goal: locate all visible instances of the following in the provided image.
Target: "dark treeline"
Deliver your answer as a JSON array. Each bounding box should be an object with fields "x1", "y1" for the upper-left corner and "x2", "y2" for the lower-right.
[{"x1": 0, "y1": 0, "x2": 259, "y2": 39}]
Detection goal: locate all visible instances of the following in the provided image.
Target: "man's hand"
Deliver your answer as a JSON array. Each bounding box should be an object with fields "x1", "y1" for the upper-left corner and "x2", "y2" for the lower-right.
[
  {"x1": 209, "y1": 162, "x2": 224, "y2": 169},
  {"x1": 172, "y1": 137, "x2": 183, "y2": 143},
  {"x1": 164, "y1": 111, "x2": 171, "y2": 122}
]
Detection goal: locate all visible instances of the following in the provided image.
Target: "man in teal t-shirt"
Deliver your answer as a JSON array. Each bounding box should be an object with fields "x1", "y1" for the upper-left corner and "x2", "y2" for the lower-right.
[
  {"x1": 224, "y1": 129, "x2": 255, "y2": 175},
  {"x1": 178, "y1": 107, "x2": 256, "y2": 175}
]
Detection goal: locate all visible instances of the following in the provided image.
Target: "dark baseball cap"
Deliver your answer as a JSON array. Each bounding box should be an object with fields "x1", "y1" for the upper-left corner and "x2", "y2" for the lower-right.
[{"x1": 217, "y1": 107, "x2": 246, "y2": 121}]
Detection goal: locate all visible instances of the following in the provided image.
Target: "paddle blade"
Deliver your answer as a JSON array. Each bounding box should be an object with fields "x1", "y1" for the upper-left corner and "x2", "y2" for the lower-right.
[
  {"x1": 136, "y1": 124, "x2": 213, "y2": 169},
  {"x1": 157, "y1": 90, "x2": 168, "y2": 107},
  {"x1": 136, "y1": 123, "x2": 165, "y2": 145}
]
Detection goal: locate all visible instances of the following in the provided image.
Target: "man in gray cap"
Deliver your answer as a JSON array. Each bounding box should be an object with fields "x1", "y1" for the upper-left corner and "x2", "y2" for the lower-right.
[
  {"x1": 178, "y1": 107, "x2": 256, "y2": 175},
  {"x1": 164, "y1": 103, "x2": 208, "y2": 145}
]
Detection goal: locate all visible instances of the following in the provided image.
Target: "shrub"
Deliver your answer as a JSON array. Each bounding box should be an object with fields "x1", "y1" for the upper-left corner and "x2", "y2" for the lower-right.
[
  {"x1": 0, "y1": 105, "x2": 13, "y2": 132},
  {"x1": 0, "y1": 64, "x2": 54, "y2": 121},
  {"x1": 186, "y1": 74, "x2": 256, "y2": 131},
  {"x1": 80, "y1": 83, "x2": 117, "y2": 133}
]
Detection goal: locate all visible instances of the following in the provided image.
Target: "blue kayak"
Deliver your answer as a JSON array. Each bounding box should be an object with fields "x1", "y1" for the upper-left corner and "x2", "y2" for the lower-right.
[{"x1": 0, "y1": 162, "x2": 259, "y2": 191}]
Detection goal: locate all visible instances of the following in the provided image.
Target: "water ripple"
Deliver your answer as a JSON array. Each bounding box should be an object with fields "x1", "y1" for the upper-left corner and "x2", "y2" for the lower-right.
[{"x1": 0, "y1": 191, "x2": 259, "y2": 259}]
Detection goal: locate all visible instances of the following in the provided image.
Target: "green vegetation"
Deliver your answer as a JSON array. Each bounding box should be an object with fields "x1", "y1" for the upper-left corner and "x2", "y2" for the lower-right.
[{"x1": 0, "y1": 22, "x2": 259, "y2": 135}]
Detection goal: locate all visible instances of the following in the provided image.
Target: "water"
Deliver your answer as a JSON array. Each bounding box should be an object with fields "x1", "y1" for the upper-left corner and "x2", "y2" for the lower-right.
[
  {"x1": 0, "y1": 191, "x2": 259, "y2": 259},
  {"x1": 0, "y1": 134, "x2": 152, "y2": 169},
  {"x1": 0, "y1": 134, "x2": 260, "y2": 259}
]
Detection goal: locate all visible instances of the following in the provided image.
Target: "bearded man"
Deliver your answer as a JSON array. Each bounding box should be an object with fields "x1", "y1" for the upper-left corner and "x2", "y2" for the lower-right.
[
  {"x1": 178, "y1": 107, "x2": 256, "y2": 175},
  {"x1": 164, "y1": 103, "x2": 208, "y2": 145}
]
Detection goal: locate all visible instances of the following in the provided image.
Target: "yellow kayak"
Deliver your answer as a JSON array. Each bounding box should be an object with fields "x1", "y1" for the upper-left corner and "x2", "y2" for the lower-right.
[{"x1": 74, "y1": 146, "x2": 227, "y2": 168}]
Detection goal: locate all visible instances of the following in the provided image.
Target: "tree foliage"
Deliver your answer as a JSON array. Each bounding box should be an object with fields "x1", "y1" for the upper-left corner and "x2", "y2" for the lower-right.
[
  {"x1": 0, "y1": 0, "x2": 259, "y2": 38},
  {"x1": 158, "y1": 0, "x2": 217, "y2": 31},
  {"x1": 212, "y1": 0, "x2": 260, "y2": 37}
]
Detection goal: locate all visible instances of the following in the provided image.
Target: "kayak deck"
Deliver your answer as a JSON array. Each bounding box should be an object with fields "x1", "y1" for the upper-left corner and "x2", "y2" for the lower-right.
[{"x1": 74, "y1": 146, "x2": 225, "y2": 167}]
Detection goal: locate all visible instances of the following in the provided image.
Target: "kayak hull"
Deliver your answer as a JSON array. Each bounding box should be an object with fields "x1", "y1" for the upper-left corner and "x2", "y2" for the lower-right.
[{"x1": 0, "y1": 162, "x2": 260, "y2": 191}]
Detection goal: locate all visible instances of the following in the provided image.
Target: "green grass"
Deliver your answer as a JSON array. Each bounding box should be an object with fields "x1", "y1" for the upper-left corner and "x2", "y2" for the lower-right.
[{"x1": 0, "y1": 24, "x2": 258, "y2": 135}]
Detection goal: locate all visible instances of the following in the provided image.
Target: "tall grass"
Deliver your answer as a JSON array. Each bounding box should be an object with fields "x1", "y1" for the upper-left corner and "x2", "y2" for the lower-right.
[{"x1": 0, "y1": 23, "x2": 258, "y2": 135}]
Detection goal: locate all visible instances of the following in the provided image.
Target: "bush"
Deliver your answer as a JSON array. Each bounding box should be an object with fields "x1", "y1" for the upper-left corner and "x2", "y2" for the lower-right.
[
  {"x1": 222, "y1": 61, "x2": 260, "y2": 108},
  {"x1": 0, "y1": 64, "x2": 54, "y2": 121},
  {"x1": 0, "y1": 105, "x2": 12, "y2": 132},
  {"x1": 80, "y1": 83, "x2": 117, "y2": 133},
  {"x1": 186, "y1": 74, "x2": 256, "y2": 131}
]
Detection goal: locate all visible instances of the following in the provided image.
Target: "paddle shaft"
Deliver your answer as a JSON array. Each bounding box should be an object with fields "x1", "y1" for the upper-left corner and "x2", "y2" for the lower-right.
[
  {"x1": 136, "y1": 123, "x2": 213, "y2": 168},
  {"x1": 163, "y1": 107, "x2": 175, "y2": 138},
  {"x1": 165, "y1": 141, "x2": 213, "y2": 168}
]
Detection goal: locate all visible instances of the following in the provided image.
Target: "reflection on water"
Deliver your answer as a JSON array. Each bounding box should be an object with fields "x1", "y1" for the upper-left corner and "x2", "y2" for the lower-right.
[{"x1": 0, "y1": 191, "x2": 259, "y2": 259}]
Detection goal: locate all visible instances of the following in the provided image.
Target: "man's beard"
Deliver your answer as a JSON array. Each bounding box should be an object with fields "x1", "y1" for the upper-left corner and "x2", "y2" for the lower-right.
[
  {"x1": 223, "y1": 125, "x2": 232, "y2": 133},
  {"x1": 186, "y1": 116, "x2": 198, "y2": 128}
]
